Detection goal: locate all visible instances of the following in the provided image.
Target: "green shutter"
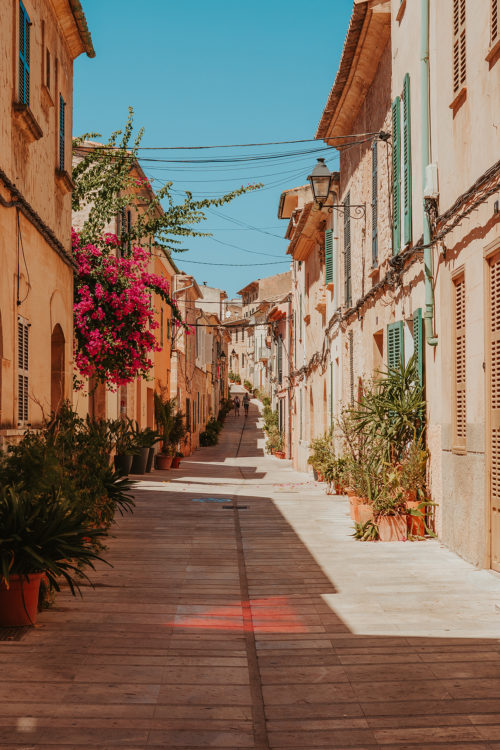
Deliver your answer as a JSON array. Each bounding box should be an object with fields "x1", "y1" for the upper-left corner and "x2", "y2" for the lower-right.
[
  {"x1": 330, "y1": 361, "x2": 334, "y2": 428},
  {"x1": 344, "y1": 193, "x2": 351, "y2": 306},
  {"x1": 324, "y1": 229, "x2": 333, "y2": 285},
  {"x1": 372, "y1": 141, "x2": 378, "y2": 267},
  {"x1": 387, "y1": 321, "x2": 404, "y2": 369},
  {"x1": 392, "y1": 97, "x2": 401, "y2": 254},
  {"x1": 413, "y1": 308, "x2": 423, "y2": 385},
  {"x1": 402, "y1": 74, "x2": 412, "y2": 245},
  {"x1": 19, "y1": 3, "x2": 30, "y2": 105}
]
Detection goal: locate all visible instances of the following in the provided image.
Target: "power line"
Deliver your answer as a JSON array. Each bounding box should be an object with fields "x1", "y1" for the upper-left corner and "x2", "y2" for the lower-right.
[
  {"x1": 175, "y1": 258, "x2": 289, "y2": 267},
  {"x1": 75, "y1": 132, "x2": 381, "y2": 151}
]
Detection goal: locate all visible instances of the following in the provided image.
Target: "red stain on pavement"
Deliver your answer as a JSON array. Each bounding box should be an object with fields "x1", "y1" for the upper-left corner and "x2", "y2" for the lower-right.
[{"x1": 167, "y1": 596, "x2": 308, "y2": 633}]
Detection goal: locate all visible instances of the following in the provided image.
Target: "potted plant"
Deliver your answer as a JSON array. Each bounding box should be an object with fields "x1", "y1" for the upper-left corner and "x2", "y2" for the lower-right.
[
  {"x1": 0, "y1": 486, "x2": 107, "y2": 626},
  {"x1": 169, "y1": 411, "x2": 187, "y2": 468},
  {"x1": 154, "y1": 392, "x2": 176, "y2": 469},
  {"x1": 110, "y1": 419, "x2": 136, "y2": 476}
]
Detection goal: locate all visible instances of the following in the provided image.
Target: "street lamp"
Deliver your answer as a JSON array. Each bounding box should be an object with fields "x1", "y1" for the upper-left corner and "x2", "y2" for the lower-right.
[{"x1": 308, "y1": 157, "x2": 333, "y2": 208}]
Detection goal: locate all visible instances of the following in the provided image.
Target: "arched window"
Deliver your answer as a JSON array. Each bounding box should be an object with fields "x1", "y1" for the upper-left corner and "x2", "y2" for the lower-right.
[{"x1": 50, "y1": 324, "x2": 65, "y2": 414}]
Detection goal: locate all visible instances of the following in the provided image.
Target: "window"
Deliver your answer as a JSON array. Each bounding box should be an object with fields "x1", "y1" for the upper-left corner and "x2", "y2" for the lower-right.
[
  {"x1": 492, "y1": 0, "x2": 498, "y2": 45},
  {"x1": 19, "y1": 2, "x2": 30, "y2": 105},
  {"x1": 453, "y1": 275, "x2": 466, "y2": 450},
  {"x1": 325, "y1": 229, "x2": 334, "y2": 285},
  {"x1": 277, "y1": 336, "x2": 283, "y2": 384},
  {"x1": 46, "y1": 49, "x2": 51, "y2": 89},
  {"x1": 348, "y1": 330, "x2": 354, "y2": 403},
  {"x1": 387, "y1": 321, "x2": 404, "y2": 369},
  {"x1": 59, "y1": 95, "x2": 65, "y2": 170},
  {"x1": 453, "y1": 0, "x2": 466, "y2": 96},
  {"x1": 235, "y1": 328, "x2": 238, "y2": 343},
  {"x1": 18, "y1": 316, "x2": 29, "y2": 424},
  {"x1": 372, "y1": 142, "x2": 378, "y2": 266},
  {"x1": 185, "y1": 398, "x2": 190, "y2": 431},
  {"x1": 392, "y1": 75, "x2": 412, "y2": 252},
  {"x1": 344, "y1": 193, "x2": 352, "y2": 306}
]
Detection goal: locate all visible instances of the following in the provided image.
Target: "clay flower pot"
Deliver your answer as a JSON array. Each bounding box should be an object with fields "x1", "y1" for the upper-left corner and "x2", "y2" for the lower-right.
[
  {"x1": 358, "y1": 503, "x2": 374, "y2": 525},
  {"x1": 348, "y1": 495, "x2": 364, "y2": 522},
  {"x1": 0, "y1": 573, "x2": 44, "y2": 627},
  {"x1": 171, "y1": 456, "x2": 182, "y2": 469},
  {"x1": 156, "y1": 453, "x2": 173, "y2": 470},
  {"x1": 377, "y1": 514, "x2": 408, "y2": 542},
  {"x1": 405, "y1": 498, "x2": 425, "y2": 536}
]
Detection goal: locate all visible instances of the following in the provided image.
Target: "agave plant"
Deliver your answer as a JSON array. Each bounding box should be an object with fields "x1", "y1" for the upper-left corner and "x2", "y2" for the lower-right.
[{"x1": 0, "y1": 486, "x2": 109, "y2": 594}]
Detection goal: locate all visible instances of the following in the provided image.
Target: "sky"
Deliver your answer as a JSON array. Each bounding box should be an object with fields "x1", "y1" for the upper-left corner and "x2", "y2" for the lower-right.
[{"x1": 74, "y1": 0, "x2": 353, "y2": 299}]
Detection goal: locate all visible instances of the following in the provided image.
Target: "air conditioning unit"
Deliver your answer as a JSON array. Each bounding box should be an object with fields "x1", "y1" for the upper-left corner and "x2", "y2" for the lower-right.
[{"x1": 424, "y1": 163, "x2": 439, "y2": 199}]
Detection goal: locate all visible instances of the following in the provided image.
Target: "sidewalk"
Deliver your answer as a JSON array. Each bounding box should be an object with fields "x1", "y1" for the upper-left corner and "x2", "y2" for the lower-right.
[{"x1": 1, "y1": 401, "x2": 500, "y2": 748}]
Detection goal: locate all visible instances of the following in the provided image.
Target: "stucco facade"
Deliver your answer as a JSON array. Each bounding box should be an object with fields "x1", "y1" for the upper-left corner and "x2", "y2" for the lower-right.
[{"x1": 0, "y1": 0, "x2": 93, "y2": 441}]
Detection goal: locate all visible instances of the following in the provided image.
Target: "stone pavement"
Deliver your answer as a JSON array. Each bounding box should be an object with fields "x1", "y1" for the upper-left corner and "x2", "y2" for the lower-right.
[{"x1": 2, "y1": 402, "x2": 500, "y2": 749}]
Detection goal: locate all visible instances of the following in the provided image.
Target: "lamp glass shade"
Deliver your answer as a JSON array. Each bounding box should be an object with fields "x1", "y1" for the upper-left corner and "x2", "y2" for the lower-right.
[{"x1": 308, "y1": 158, "x2": 332, "y2": 205}]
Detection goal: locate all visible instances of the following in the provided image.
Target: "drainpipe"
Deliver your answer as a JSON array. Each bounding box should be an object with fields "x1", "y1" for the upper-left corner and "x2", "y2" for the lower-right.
[{"x1": 421, "y1": 0, "x2": 438, "y2": 345}]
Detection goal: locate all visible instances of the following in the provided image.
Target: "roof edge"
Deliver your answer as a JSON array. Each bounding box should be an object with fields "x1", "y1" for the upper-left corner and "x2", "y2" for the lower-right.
[{"x1": 68, "y1": 0, "x2": 96, "y2": 58}]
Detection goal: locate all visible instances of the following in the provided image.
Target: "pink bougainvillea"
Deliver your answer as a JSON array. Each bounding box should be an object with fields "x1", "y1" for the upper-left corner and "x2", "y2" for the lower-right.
[{"x1": 72, "y1": 230, "x2": 186, "y2": 389}]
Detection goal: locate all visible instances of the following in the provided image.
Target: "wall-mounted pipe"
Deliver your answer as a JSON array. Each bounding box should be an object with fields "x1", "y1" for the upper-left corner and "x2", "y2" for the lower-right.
[{"x1": 421, "y1": 0, "x2": 438, "y2": 345}]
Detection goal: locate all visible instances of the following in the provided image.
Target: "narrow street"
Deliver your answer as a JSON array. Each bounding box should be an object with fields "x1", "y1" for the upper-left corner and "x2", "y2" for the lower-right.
[{"x1": 2, "y1": 401, "x2": 500, "y2": 749}]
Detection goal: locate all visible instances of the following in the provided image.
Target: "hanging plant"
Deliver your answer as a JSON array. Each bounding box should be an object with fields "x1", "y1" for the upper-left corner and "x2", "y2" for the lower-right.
[{"x1": 73, "y1": 230, "x2": 189, "y2": 389}]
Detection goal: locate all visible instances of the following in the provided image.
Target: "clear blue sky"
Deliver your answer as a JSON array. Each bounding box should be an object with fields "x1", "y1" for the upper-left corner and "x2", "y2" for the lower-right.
[{"x1": 74, "y1": 0, "x2": 353, "y2": 298}]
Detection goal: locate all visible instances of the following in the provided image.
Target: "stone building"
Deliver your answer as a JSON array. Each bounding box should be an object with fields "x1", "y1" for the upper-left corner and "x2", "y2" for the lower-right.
[{"x1": 0, "y1": 0, "x2": 94, "y2": 442}]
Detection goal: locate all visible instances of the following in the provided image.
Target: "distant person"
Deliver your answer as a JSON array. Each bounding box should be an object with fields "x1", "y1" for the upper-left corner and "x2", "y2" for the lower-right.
[
  {"x1": 234, "y1": 396, "x2": 240, "y2": 416},
  {"x1": 243, "y1": 392, "x2": 250, "y2": 417}
]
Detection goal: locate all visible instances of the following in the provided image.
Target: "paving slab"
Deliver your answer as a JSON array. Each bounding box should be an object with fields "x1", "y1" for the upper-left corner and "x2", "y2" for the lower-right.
[{"x1": 2, "y1": 402, "x2": 500, "y2": 747}]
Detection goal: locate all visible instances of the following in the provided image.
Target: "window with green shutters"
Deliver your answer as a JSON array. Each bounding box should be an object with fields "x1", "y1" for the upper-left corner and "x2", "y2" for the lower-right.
[
  {"x1": 344, "y1": 193, "x2": 351, "y2": 306},
  {"x1": 59, "y1": 95, "x2": 65, "y2": 170},
  {"x1": 372, "y1": 142, "x2": 378, "y2": 267},
  {"x1": 324, "y1": 229, "x2": 334, "y2": 286},
  {"x1": 402, "y1": 74, "x2": 412, "y2": 245},
  {"x1": 413, "y1": 308, "x2": 423, "y2": 385},
  {"x1": 387, "y1": 321, "x2": 404, "y2": 369},
  {"x1": 392, "y1": 97, "x2": 401, "y2": 254},
  {"x1": 19, "y1": 2, "x2": 30, "y2": 105}
]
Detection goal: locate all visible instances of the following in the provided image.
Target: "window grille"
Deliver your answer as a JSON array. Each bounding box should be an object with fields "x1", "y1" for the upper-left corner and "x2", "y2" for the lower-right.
[
  {"x1": 17, "y1": 317, "x2": 29, "y2": 424},
  {"x1": 453, "y1": 275, "x2": 466, "y2": 449}
]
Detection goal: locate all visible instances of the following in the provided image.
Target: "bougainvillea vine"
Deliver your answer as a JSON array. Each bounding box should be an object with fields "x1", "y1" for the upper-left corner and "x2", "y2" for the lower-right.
[{"x1": 72, "y1": 230, "x2": 188, "y2": 389}]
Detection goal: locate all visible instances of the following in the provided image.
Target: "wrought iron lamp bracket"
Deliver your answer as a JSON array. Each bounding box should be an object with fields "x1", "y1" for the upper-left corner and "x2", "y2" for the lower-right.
[{"x1": 326, "y1": 203, "x2": 366, "y2": 220}]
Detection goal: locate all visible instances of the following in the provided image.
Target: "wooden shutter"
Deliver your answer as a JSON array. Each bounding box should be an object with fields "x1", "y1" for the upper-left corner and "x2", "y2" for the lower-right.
[
  {"x1": 324, "y1": 229, "x2": 333, "y2": 285},
  {"x1": 392, "y1": 97, "x2": 401, "y2": 254},
  {"x1": 489, "y1": 254, "x2": 500, "y2": 569},
  {"x1": 299, "y1": 389, "x2": 303, "y2": 440},
  {"x1": 371, "y1": 142, "x2": 378, "y2": 267},
  {"x1": 453, "y1": 0, "x2": 466, "y2": 96},
  {"x1": 387, "y1": 321, "x2": 404, "y2": 369},
  {"x1": 19, "y1": 2, "x2": 30, "y2": 105},
  {"x1": 402, "y1": 74, "x2": 412, "y2": 246},
  {"x1": 59, "y1": 95, "x2": 65, "y2": 170},
  {"x1": 349, "y1": 330, "x2": 354, "y2": 403},
  {"x1": 17, "y1": 317, "x2": 29, "y2": 424},
  {"x1": 492, "y1": 0, "x2": 498, "y2": 44},
  {"x1": 453, "y1": 275, "x2": 466, "y2": 449},
  {"x1": 277, "y1": 336, "x2": 283, "y2": 384},
  {"x1": 330, "y1": 361, "x2": 334, "y2": 428},
  {"x1": 299, "y1": 294, "x2": 303, "y2": 339},
  {"x1": 344, "y1": 193, "x2": 351, "y2": 306},
  {"x1": 413, "y1": 308, "x2": 423, "y2": 386}
]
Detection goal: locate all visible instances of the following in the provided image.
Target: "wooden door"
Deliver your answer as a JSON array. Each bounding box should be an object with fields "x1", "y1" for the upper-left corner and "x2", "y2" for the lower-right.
[{"x1": 488, "y1": 251, "x2": 500, "y2": 570}]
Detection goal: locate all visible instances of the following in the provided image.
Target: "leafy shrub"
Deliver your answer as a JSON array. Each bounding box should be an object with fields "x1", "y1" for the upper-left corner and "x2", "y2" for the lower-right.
[
  {"x1": 199, "y1": 430, "x2": 218, "y2": 446},
  {"x1": 243, "y1": 379, "x2": 252, "y2": 391}
]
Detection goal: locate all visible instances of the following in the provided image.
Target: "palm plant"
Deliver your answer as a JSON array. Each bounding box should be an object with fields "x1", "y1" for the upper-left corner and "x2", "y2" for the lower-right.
[
  {"x1": 154, "y1": 392, "x2": 176, "y2": 454},
  {"x1": 0, "y1": 486, "x2": 108, "y2": 594}
]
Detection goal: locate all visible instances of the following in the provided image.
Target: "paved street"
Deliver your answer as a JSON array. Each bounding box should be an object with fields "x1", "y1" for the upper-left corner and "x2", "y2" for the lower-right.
[{"x1": 2, "y1": 401, "x2": 500, "y2": 748}]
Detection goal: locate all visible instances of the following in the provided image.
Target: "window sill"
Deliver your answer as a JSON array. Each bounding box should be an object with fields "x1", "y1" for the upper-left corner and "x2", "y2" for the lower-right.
[
  {"x1": 486, "y1": 37, "x2": 500, "y2": 65},
  {"x1": 55, "y1": 168, "x2": 74, "y2": 194},
  {"x1": 396, "y1": 0, "x2": 406, "y2": 23},
  {"x1": 12, "y1": 103, "x2": 43, "y2": 143},
  {"x1": 452, "y1": 445, "x2": 467, "y2": 456},
  {"x1": 449, "y1": 86, "x2": 467, "y2": 115}
]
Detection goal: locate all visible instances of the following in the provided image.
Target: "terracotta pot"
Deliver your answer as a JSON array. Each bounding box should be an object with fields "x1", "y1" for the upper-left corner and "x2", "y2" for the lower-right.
[
  {"x1": 114, "y1": 454, "x2": 133, "y2": 476},
  {"x1": 335, "y1": 483, "x2": 344, "y2": 495},
  {"x1": 316, "y1": 472, "x2": 324, "y2": 483},
  {"x1": 0, "y1": 573, "x2": 43, "y2": 627},
  {"x1": 405, "y1": 499, "x2": 425, "y2": 537},
  {"x1": 156, "y1": 453, "x2": 173, "y2": 470},
  {"x1": 131, "y1": 447, "x2": 149, "y2": 475},
  {"x1": 358, "y1": 503, "x2": 374, "y2": 524},
  {"x1": 377, "y1": 514, "x2": 408, "y2": 542},
  {"x1": 349, "y1": 495, "x2": 365, "y2": 522},
  {"x1": 171, "y1": 456, "x2": 182, "y2": 469}
]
